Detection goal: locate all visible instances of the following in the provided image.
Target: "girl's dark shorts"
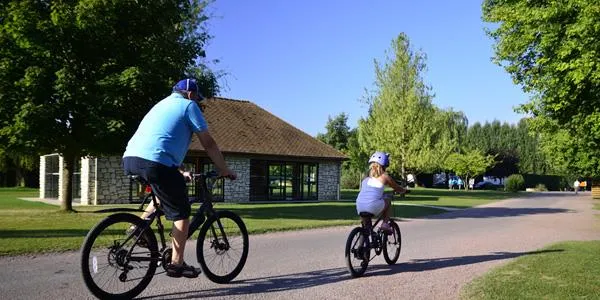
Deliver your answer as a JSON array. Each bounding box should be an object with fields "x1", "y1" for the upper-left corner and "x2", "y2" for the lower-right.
[{"x1": 122, "y1": 156, "x2": 190, "y2": 221}]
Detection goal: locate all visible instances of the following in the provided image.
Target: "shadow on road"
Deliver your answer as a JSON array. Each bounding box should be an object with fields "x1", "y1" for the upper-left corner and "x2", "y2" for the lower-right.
[
  {"x1": 371, "y1": 249, "x2": 563, "y2": 274},
  {"x1": 137, "y1": 267, "x2": 350, "y2": 299},
  {"x1": 422, "y1": 207, "x2": 572, "y2": 219},
  {"x1": 138, "y1": 249, "x2": 563, "y2": 299}
]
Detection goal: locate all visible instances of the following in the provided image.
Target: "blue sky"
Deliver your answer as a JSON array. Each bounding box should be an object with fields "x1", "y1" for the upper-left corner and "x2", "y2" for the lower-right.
[{"x1": 203, "y1": 0, "x2": 529, "y2": 136}]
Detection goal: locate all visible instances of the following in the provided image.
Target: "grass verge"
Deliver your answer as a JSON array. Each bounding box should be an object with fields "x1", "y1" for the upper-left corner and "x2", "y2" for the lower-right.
[{"x1": 461, "y1": 241, "x2": 600, "y2": 300}]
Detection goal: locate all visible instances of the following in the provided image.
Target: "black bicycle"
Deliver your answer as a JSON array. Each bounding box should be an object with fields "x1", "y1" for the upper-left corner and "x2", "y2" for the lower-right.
[
  {"x1": 345, "y1": 194, "x2": 402, "y2": 277},
  {"x1": 80, "y1": 171, "x2": 249, "y2": 299}
]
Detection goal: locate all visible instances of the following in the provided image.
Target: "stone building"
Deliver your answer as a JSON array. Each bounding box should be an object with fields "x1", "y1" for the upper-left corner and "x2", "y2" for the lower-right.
[{"x1": 39, "y1": 97, "x2": 346, "y2": 204}]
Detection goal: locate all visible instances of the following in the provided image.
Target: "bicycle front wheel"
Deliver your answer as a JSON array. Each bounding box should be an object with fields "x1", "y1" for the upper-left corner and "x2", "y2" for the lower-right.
[
  {"x1": 383, "y1": 221, "x2": 401, "y2": 265},
  {"x1": 196, "y1": 210, "x2": 249, "y2": 283},
  {"x1": 80, "y1": 213, "x2": 158, "y2": 300},
  {"x1": 345, "y1": 227, "x2": 369, "y2": 277}
]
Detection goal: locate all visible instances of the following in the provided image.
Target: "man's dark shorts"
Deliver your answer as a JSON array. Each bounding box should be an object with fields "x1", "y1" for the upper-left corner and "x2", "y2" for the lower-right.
[{"x1": 122, "y1": 156, "x2": 190, "y2": 221}]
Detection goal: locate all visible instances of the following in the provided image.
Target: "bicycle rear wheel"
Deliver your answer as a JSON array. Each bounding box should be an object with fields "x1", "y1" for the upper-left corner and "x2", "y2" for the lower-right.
[
  {"x1": 383, "y1": 221, "x2": 401, "y2": 265},
  {"x1": 345, "y1": 227, "x2": 370, "y2": 277},
  {"x1": 81, "y1": 213, "x2": 158, "y2": 300},
  {"x1": 196, "y1": 210, "x2": 249, "y2": 283}
]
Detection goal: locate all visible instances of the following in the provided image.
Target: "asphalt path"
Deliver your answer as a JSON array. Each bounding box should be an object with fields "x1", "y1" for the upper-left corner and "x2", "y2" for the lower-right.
[{"x1": 0, "y1": 192, "x2": 598, "y2": 300}]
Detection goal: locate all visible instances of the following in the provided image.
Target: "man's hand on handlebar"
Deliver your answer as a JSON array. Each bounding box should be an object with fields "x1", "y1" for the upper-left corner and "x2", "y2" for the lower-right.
[{"x1": 219, "y1": 168, "x2": 237, "y2": 180}]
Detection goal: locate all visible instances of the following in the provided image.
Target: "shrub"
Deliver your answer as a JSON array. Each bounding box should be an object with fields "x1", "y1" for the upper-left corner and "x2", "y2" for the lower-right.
[
  {"x1": 505, "y1": 174, "x2": 525, "y2": 192},
  {"x1": 341, "y1": 169, "x2": 363, "y2": 189},
  {"x1": 535, "y1": 183, "x2": 548, "y2": 191}
]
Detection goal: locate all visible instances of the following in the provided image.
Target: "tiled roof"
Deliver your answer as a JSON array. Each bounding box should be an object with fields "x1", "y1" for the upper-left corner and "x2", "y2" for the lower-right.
[{"x1": 189, "y1": 97, "x2": 346, "y2": 160}]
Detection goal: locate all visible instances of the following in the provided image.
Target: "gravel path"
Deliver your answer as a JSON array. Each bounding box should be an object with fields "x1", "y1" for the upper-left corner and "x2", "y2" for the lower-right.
[{"x1": 0, "y1": 192, "x2": 598, "y2": 300}]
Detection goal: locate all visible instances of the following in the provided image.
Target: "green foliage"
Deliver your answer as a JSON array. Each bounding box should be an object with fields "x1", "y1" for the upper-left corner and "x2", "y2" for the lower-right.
[
  {"x1": 316, "y1": 113, "x2": 351, "y2": 151},
  {"x1": 340, "y1": 168, "x2": 363, "y2": 189},
  {"x1": 358, "y1": 33, "x2": 463, "y2": 179},
  {"x1": 0, "y1": 0, "x2": 218, "y2": 157},
  {"x1": 445, "y1": 149, "x2": 495, "y2": 190},
  {"x1": 535, "y1": 183, "x2": 548, "y2": 191},
  {"x1": 0, "y1": 0, "x2": 219, "y2": 206},
  {"x1": 465, "y1": 119, "x2": 554, "y2": 176},
  {"x1": 522, "y1": 173, "x2": 563, "y2": 191},
  {"x1": 345, "y1": 128, "x2": 370, "y2": 174},
  {"x1": 483, "y1": 0, "x2": 600, "y2": 177},
  {"x1": 504, "y1": 174, "x2": 525, "y2": 192},
  {"x1": 316, "y1": 113, "x2": 368, "y2": 182}
]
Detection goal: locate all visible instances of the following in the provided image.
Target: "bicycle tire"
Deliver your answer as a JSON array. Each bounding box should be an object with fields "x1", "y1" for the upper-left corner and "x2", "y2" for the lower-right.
[
  {"x1": 382, "y1": 221, "x2": 401, "y2": 265},
  {"x1": 345, "y1": 227, "x2": 369, "y2": 277},
  {"x1": 196, "y1": 210, "x2": 249, "y2": 283},
  {"x1": 81, "y1": 213, "x2": 158, "y2": 300}
]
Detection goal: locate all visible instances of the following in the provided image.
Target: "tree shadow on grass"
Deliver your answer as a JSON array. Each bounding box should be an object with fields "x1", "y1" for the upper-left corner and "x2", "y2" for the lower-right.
[
  {"x1": 0, "y1": 229, "x2": 120, "y2": 238},
  {"x1": 138, "y1": 249, "x2": 563, "y2": 299}
]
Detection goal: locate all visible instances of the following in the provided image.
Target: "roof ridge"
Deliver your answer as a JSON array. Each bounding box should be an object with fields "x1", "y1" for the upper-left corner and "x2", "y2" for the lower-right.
[{"x1": 210, "y1": 96, "x2": 251, "y2": 103}]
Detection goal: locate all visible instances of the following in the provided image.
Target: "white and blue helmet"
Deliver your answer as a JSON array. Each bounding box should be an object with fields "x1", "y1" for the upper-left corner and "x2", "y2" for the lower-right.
[{"x1": 368, "y1": 151, "x2": 390, "y2": 168}]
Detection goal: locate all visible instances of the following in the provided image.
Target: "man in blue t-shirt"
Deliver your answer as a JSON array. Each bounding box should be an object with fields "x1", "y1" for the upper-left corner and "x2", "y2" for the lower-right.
[{"x1": 123, "y1": 78, "x2": 236, "y2": 278}]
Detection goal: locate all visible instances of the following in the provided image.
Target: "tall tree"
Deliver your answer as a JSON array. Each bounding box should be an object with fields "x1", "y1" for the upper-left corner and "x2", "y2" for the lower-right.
[
  {"x1": 316, "y1": 113, "x2": 351, "y2": 151},
  {"x1": 0, "y1": 0, "x2": 219, "y2": 210},
  {"x1": 358, "y1": 33, "x2": 442, "y2": 180},
  {"x1": 483, "y1": 0, "x2": 600, "y2": 177}
]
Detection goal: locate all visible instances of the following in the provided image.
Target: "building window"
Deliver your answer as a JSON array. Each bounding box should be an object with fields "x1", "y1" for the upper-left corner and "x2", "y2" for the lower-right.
[
  {"x1": 45, "y1": 155, "x2": 60, "y2": 198},
  {"x1": 302, "y1": 164, "x2": 318, "y2": 200},
  {"x1": 72, "y1": 159, "x2": 81, "y2": 200},
  {"x1": 250, "y1": 160, "x2": 318, "y2": 201},
  {"x1": 199, "y1": 163, "x2": 224, "y2": 202},
  {"x1": 182, "y1": 158, "x2": 224, "y2": 202}
]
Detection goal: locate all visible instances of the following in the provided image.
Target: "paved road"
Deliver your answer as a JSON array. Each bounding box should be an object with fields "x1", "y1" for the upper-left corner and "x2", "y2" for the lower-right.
[{"x1": 1, "y1": 193, "x2": 598, "y2": 300}]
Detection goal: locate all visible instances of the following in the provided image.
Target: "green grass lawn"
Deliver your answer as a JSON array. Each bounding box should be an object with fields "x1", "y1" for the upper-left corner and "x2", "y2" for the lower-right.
[
  {"x1": 0, "y1": 187, "x2": 514, "y2": 256},
  {"x1": 461, "y1": 241, "x2": 600, "y2": 300}
]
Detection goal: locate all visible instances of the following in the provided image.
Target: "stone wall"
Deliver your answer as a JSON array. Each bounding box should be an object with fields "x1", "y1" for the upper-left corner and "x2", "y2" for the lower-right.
[
  {"x1": 318, "y1": 162, "x2": 341, "y2": 201},
  {"x1": 95, "y1": 156, "x2": 130, "y2": 204},
  {"x1": 223, "y1": 157, "x2": 250, "y2": 202},
  {"x1": 39, "y1": 154, "x2": 343, "y2": 204}
]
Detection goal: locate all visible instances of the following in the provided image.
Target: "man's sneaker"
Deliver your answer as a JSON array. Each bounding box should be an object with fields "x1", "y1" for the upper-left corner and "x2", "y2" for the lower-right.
[
  {"x1": 380, "y1": 222, "x2": 393, "y2": 235},
  {"x1": 126, "y1": 225, "x2": 149, "y2": 248},
  {"x1": 166, "y1": 262, "x2": 201, "y2": 278}
]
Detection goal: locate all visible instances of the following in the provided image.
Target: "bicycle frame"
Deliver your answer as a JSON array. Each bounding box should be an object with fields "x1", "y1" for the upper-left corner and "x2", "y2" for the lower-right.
[
  {"x1": 131, "y1": 172, "x2": 232, "y2": 252},
  {"x1": 360, "y1": 213, "x2": 384, "y2": 254}
]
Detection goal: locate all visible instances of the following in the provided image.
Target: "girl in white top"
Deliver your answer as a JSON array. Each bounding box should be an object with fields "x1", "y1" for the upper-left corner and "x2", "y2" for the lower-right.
[{"x1": 356, "y1": 152, "x2": 406, "y2": 233}]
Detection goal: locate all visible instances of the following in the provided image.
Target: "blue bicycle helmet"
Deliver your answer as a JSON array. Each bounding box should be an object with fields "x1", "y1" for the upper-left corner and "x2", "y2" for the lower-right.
[{"x1": 368, "y1": 151, "x2": 390, "y2": 168}]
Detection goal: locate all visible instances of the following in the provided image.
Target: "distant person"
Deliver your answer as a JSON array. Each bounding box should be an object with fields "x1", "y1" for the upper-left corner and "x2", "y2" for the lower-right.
[
  {"x1": 574, "y1": 179, "x2": 580, "y2": 194},
  {"x1": 580, "y1": 180, "x2": 587, "y2": 192}
]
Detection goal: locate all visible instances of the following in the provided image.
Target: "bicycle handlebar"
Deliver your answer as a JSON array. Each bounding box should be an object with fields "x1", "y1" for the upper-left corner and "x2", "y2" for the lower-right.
[{"x1": 191, "y1": 171, "x2": 235, "y2": 180}]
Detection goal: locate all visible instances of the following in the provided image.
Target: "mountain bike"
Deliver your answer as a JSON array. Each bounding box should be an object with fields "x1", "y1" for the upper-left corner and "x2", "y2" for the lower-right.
[
  {"x1": 345, "y1": 194, "x2": 402, "y2": 277},
  {"x1": 80, "y1": 171, "x2": 249, "y2": 299}
]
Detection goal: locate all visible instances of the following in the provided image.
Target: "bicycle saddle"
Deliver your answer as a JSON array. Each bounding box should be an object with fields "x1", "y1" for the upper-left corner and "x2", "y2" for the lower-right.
[{"x1": 359, "y1": 212, "x2": 375, "y2": 218}]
